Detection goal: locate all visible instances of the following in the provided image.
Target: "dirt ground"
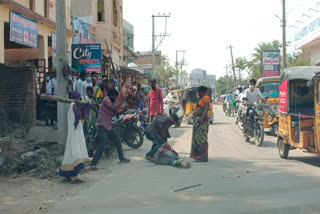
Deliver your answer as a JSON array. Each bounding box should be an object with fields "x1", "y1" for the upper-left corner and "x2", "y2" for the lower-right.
[{"x1": 0, "y1": 155, "x2": 115, "y2": 214}]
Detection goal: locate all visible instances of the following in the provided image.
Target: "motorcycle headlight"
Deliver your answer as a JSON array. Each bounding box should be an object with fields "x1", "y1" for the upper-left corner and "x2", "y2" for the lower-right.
[{"x1": 249, "y1": 109, "x2": 254, "y2": 114}]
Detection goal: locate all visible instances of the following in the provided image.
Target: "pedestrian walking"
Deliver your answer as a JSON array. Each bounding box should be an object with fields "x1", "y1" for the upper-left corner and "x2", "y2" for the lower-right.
[
  {"x1": 91, "y1": 89, "x2": 130, "y2": 170},
  {"x1": 144, "y1": 114, "x2": 179, "y2": 161},
  {"x1": 190, "y1": 86, "x2": 210, "y2": 162},
  {"x1": 92, "y1": 77, "x2": 103, "y2": 100},
  {"x1": 147, "y1": 79, "x2": 164, "y2": 122},
  {"x1": 59, "y1": 92, "x2": 91, "y2": 184}
]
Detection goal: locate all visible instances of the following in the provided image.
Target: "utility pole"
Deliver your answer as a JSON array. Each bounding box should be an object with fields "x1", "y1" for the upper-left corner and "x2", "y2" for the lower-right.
[
  {"x1": 226, "y1": 45, "x2": 237, "y2": 88},
  {"x1": 151, "y1": 13, "x2": 171, "y2": 79},
  {"x1": 282, "y1": 0, "x2": 287, "y2": 70},
  {"x1": 175, "y1": 50, "x2": 186, "y2": 88},
  {"x1": 56, "y1": 0, "x2": 68, "y2": 143},
  {"x1": 225, "y1": 65, "x2": 229, "y2": 92}
]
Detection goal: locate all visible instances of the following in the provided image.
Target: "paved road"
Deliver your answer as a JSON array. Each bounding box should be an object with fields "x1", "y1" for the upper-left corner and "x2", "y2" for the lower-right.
[{"x1": 49, "y1": 106, "x2": 320, "y2": 214}]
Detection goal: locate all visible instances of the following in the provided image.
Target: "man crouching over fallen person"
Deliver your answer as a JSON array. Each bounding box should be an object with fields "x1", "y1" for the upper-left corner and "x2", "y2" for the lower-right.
[{"x1": 145, "y1": 113, "x2": 191, "y2": 169}]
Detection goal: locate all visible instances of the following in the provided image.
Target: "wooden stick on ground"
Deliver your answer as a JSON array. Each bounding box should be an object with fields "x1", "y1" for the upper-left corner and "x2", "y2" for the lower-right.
[{"x1": 40, "y1": 94, "x2": 87, "y2": 105}]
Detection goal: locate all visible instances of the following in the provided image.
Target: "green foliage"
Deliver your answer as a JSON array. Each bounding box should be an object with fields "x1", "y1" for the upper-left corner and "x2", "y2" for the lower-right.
[
  {"x1": 216, "y1": 75, "x2": 235, "y2": 95},
  {"x1": 155, "y1": 55, "x2": 174, "y2": 85},
  {"x1": 288, "y1": 50, "x2": 311, "y2": 67}
]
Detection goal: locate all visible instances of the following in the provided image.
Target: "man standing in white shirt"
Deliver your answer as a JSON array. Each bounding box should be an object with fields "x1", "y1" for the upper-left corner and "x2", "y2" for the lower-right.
[
  {"x1": 76, "y1": 71, "x2": 86, "y2": 95},
  {"x1": 81, "y1": 73, "x2": 93, "y2": 100},
  {"x1": 51, "y1": 73, "x2": 57, "y2": 96}
]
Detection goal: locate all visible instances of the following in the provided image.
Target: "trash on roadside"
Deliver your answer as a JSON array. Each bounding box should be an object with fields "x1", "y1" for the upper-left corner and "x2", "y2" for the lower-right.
[{"x1": 173, "y1": 184, "x2": 202, "y2": 192}]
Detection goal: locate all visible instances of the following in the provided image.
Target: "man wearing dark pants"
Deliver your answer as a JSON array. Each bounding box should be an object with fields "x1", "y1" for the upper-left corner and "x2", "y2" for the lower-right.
[
  {"x1": 91, "y1": 89, "x2": 130, "y2": 170},
  {"x1": 145, "y1": 114, "x2": 179, "y2": 161}
]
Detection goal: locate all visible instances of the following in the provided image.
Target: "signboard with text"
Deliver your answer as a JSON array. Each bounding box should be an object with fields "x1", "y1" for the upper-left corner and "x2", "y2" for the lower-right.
[
  {"x1": 10, "y1": 11, "x2": 38, "y2": 48},
  {"x1": 279, "y1": 80, "x2": 288, "y2": 113},
  {"x1": 72, "y1": 44, "x2": 101, "y2": 73},
  {"x1": 51, "y1": 32, "x2": 56, "y2": 52},
  {"x1": 72, "y1": 17, "x2": 95, "y2": 44},
  {"x1": 263, "y1": 50, "x2": 280, "y2": 77}
]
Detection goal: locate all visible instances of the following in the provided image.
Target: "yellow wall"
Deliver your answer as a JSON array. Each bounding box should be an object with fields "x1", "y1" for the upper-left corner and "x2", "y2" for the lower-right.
[
  {"x1": 0, "y1": 6, "x2": 9, "y2": 63},
  {"x1": 0, "y1": 3, "x2": 72, "y2": 64}
]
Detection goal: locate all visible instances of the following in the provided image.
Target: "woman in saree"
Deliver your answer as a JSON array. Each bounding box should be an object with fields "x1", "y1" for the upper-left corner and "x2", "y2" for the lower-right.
[
  {"x1": 190, "y1": 86, "x2": 210, "y2": 162},
  {"x1": 59, "y1": 92, "x2": 91, "y2": 183}
]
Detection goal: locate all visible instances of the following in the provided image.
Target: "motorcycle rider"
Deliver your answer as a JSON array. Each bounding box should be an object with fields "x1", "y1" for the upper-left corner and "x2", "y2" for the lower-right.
[
  {"x1": 224, "y1": 91, "x2": 233, "y2": 113},
  {"x1": 239, "y1": 79, "x2": 265, "y2": 129},
  {"x1": 91, "y1": 88, "x2": 130, "y2": 170}
]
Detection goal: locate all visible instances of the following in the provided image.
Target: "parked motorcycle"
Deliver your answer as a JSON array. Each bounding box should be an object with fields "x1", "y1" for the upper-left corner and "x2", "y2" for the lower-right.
[
  {"x1": 163, "y1": 98, "x2": 184, "y2": 127},
  {"x1": 241, "y1": 98, "x2": 266, "y2": 146}
]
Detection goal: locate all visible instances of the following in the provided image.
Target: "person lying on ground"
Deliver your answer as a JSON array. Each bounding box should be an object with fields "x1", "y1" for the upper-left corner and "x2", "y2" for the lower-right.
[
  {"x1": 145, "y1": 114, "x2": 179, "y2": 161},
  {"x1": 154, "y1": 143, "x2": 191, "y2": 168}
]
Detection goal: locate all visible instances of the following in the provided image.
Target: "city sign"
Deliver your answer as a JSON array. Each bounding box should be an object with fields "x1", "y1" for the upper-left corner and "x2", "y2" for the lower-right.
[{"x1": 72, "y1": 44, "x2": 102, "y2": 73}]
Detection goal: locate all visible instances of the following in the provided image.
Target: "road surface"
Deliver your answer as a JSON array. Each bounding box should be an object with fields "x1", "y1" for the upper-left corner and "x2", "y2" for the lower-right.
[{"x1": 49, "y1": 105, "x2": 320, "y2": 214}]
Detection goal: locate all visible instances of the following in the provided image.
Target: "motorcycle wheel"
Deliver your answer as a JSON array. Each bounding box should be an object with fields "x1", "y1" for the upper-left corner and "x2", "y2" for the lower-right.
[
  {"x1": 254, "y1": 123, "x2": 264, "y2": 147},
  {"x1": 125, "y1": 126, "x2": 144, "y2": 149},
  {"x1": 271, "y1": 123, "x2": 279, "y2": 137}
]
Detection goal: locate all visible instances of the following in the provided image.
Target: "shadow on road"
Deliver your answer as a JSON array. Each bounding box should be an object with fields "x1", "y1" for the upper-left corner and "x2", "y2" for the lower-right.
[
  {"x1": 288, "y1": 156, "x2": 320, "y2": 168},
  {"x1": 213, "y1": 122, "x2": 232, "y2": 126}
]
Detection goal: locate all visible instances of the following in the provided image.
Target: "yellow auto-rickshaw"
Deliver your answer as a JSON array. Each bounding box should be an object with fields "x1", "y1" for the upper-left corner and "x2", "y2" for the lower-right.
[
  {"x1": 277, "y1": 66, "x2": 320, "y2": 159},
  {"x1": 256, "y1": 76, "x2": 280, "y2": 136},
  {"x1": 182, "y1": 87, "x2": 214, "y2": 124}
]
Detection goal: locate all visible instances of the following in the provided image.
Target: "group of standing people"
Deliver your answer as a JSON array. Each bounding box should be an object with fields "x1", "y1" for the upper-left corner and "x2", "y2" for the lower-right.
[{"x1": 57, "y1": 71, "x2": 212, "y2": 182}]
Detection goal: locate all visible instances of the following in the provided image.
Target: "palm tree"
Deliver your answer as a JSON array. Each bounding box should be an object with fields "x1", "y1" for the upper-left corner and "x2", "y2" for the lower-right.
[{"x1": 235, "y1": 57, "x2": 249, "y2": 86}]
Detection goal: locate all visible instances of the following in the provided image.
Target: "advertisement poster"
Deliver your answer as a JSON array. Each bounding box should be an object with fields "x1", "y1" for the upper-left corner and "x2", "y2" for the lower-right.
[
  {"x1": 279, "y1": 80, "x2": 288, "y2": 113},
  {"x1": 263, "y1": 50, "x2": 280, "y2": 77},
  {"x1": 51, "y1": 32, "x2": 56, "y2": 52},
  {"x1": 72, "y1": 44, "x2": 102, "y2": 73},
  {"x1": 10, "y1": 11, "x2": 38, "y2": 48},
  {"x1": 72, "y1": 17, "x2": 95, "y2": 44}
]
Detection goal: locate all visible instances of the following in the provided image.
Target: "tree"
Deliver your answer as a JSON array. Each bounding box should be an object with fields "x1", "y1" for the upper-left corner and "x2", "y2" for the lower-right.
[
  {"x1": 288, "y1": 50, "x2": 311, "y2": 67},
  {"x1": 216, "y1": 75, "x2": 235, "y2": 95},
  {"x1": 235, "y1": 57, "x2": 249, "y2": 86},
  {"x1": 156, "y1": 55, "x2": 174, "y2": 87},
  {"x1": 248, "y1": 40, "x2": 282, "y2": 79}
]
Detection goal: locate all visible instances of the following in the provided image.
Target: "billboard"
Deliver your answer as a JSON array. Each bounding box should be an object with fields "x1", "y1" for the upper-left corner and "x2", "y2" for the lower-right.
[
  {"x1": 10, "y1": 11, "x2": 38, "y2": 48},
  {"x1": 72, "y1": 17, "x2": 95, "y2": 44},
  {"x1": 72, "y1": 44, "x2": 101, "y2": 73},
  {"x1": 263, "y1": 50, "x2": 280, "y2": 77}
]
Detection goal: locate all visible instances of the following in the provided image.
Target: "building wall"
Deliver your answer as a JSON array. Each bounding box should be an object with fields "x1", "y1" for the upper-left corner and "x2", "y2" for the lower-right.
[
  {"x1": 309, "y1": 47, "x2": 320, "y2": 66},
  {"x1": 0, "y1": 1, "x2": 73, "y2": 65},
  {"x1": 0, "y1": 64, "x2": 36, "y2": 126}
]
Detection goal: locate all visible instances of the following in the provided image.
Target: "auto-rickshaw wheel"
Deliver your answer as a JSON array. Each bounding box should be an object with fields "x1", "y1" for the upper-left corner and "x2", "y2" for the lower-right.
[{"x1": 277, "y1": 138, "x2": 289, "y2": 159}]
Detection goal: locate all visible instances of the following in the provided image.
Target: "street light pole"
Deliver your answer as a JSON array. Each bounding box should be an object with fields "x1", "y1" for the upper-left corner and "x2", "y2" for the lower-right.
[
  {"x1": 282, "y1": 0, "x2": 287, "y2": 70},
  {"x1": 56, "y1": 0, "x2": 68, "y2": 143},
  {"x1": 152, "y1": 15, "x2": 155, "y2": 79}
]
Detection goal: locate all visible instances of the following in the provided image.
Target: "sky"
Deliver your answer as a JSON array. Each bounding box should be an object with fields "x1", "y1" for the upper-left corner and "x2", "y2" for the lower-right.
[{"x1": 123, "y1": 0, "x2": 314, "y2": 78}]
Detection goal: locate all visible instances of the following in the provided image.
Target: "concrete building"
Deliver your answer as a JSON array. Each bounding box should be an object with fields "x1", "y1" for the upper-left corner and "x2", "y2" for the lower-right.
[
  {"x1": 123, "y1": 19, "x2": 135, "y2": 65},
  {"x1": 71, "y1": 0, "x2": 124, "y2": 75},
  {"x1": 188, "y1": 68, "x2": 216, "y2": 91},
  {"x1": 135, "y1": 51, "x2": 162, "y2": 79},
  {"x1": 0, "y1": 0, "x2": 75, "y2": 92},
  {"x1": 290, "y1": 1, "x2": 320, "y2": 65}
]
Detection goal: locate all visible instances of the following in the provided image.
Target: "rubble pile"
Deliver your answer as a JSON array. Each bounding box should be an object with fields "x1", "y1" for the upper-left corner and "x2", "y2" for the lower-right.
[{"x1": 0, "y1": 137, "x2": 64, "y2": 179}]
